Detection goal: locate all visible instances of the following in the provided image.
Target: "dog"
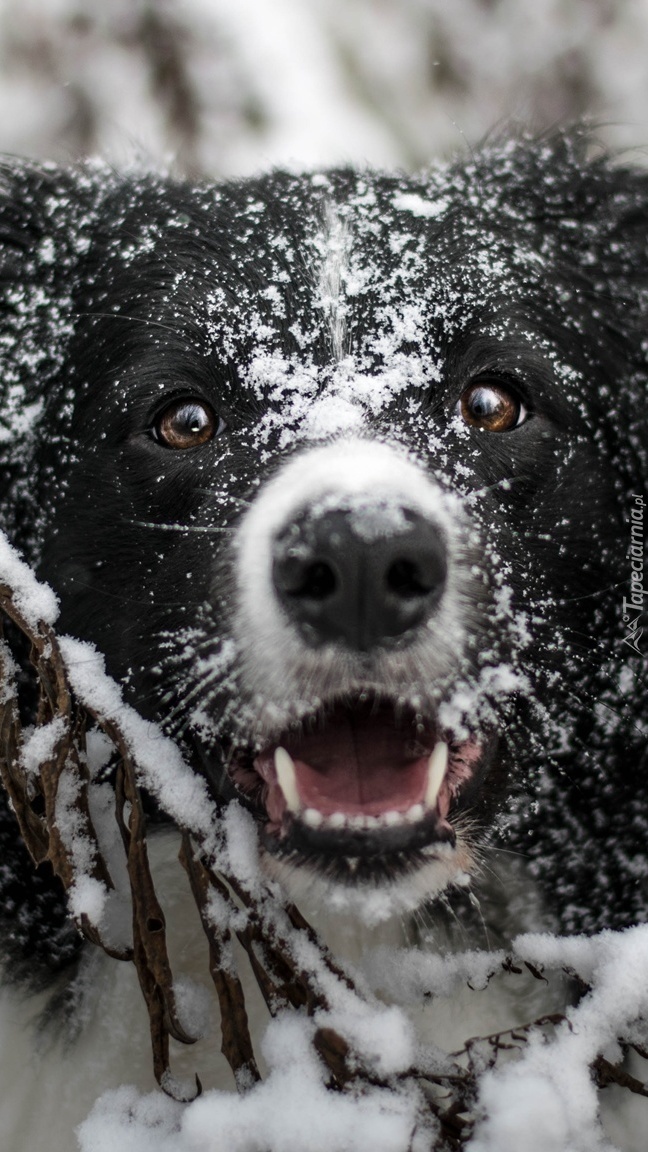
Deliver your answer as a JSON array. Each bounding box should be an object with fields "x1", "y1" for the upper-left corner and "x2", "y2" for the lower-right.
[{"x1": 0, "y1": 128, "x2": 646, "y2": 1148}]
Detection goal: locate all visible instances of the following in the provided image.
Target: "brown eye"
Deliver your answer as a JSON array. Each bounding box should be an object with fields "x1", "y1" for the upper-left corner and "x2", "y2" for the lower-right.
[
  {"x1": 459, "y1": 380, "x2": 527, "y2": 432},
  {"x1": 155, "y1": 398, "x2": 219, "y2": 449}
]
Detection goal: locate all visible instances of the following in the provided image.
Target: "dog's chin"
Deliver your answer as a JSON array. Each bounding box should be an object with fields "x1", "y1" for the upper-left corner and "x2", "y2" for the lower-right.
[
  {"x1": 197, "y1": 693, "x2": 498, "y2": 917},
  {"x1": 260, "y1": 840, "x2": 478, "y2": 926}
]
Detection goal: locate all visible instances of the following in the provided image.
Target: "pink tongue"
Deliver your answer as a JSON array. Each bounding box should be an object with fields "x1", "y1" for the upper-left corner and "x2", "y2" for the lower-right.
[{"x1": 255, "y1": 706, "x2": 433, "y2": 819}]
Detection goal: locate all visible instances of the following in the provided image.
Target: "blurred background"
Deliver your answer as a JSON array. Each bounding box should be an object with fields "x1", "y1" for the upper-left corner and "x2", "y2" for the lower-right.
[{"x1": 0, "y1": 0, "x2": 646, "y2": 176}]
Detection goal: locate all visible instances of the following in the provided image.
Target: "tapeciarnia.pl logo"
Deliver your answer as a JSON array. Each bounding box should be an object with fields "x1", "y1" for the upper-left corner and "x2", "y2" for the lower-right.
[{"x1": 622, "y1": 494, "x2": 645, "y2": 655}]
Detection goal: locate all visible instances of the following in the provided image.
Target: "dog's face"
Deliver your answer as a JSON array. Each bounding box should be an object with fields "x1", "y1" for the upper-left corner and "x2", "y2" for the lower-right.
[{"x1": 3, "y1": 134, "x2": 646, "y2": 927}]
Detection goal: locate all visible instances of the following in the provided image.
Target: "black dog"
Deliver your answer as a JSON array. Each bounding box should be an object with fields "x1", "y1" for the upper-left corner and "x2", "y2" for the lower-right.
[{"x1": 0, "y1": 129, "x2": 646, "y2": 991}]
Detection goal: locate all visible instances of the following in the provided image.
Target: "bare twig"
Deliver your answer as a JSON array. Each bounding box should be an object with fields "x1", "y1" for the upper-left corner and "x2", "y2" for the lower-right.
[{"x1": 179, "y1": 833, "x2": 261, "y2": 1088}]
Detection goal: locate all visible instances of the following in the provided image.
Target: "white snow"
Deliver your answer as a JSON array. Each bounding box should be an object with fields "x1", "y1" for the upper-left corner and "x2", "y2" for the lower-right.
[
  {"x1": 19, "y1": 716, "x2": 66, "y2": 778},
  {"x1": 0, "y1": 532, "x2": 58, "y2": 627},
  {"x1": 68, "y1": 924, "x2": 648, "y2": 1152},
  {"x1": 365, "y1": 946, "x2": 507, "y2": 1003},
  {"x1": 78, "y1": 1014, "x2": 426, "y2": 1152},
  {"x1": 59, "y1": 636, "x2": 219, "y2": 853},
  {"x1": 469, "y1": 928, "x2": 648, "y2": 1152},
  {"x1": 393, "y1": 193, "x2": 450, "y2": 219}
]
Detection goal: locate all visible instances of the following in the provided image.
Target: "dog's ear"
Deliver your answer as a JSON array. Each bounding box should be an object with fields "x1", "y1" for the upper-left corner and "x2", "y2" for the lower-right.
[
  {"x1": 475, "y1": 130, "x2": 648, "y2": 404},
  {"x1": 549, "y1": 137, "x2": 648, "y2": 473},
  {"x1": 549, "y1": 135, "x2": 648, "y2": 335},
  {"x1": 0, "y1": 159, "x2": 99, "y2": 548},
  {"x1": 459, "y1": 129, "x2": 648, "y2": 302},
  {"x1": 575, "y1": 150, "x2": 648, "y2": 326},
  {"x1": 0, "y1": 161, "x2": 86, "y2": 424}
]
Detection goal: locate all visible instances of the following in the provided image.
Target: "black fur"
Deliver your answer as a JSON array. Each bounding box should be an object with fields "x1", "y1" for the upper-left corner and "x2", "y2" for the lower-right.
[{"x1": 0, "y1": 129, "x2": 647, "y2": 984}]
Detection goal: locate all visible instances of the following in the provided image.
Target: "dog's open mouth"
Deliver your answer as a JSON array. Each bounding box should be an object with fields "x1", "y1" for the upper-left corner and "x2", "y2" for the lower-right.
[{"x1": 224, "y1": 697, "x2": 496, "y2": 863}]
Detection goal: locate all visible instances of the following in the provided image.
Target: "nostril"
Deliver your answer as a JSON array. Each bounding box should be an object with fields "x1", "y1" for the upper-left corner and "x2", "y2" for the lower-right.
[
  {"x1": 290, "y1": 559, "x2": 337, "y2": 601},
  {"x1": 272, "y1": 503, "x2": 448, "y2": 650},
  {"x1": 273, "y1": 553, "x2": 338, "y2": 601},
  {"x1": 386, "y1": 558, "x2": 434, "y2": 599}
]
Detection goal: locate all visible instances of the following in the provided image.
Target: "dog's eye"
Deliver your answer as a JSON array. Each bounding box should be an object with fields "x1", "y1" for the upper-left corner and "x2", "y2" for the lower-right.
[
  {"x1": 154, "y1": 399, "x2": 220, "y2": 449},
  {"x1": 459, "y1": 380, "x2": 527, "y2": 432}
]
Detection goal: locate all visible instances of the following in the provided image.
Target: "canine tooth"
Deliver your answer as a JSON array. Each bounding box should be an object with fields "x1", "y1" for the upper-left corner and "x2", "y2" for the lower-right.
[
  {"x1": 303, "y1": 808, "x2": 323, "y2": 829},
  {"x1": 405, "y1": 803, "x2": 425, "y2": 823},
  {"x1": 425, "y1": 741, "x2": 449, "y2": 810},
  {"x1": 274, "y1": 747, "x2": 300, "y2": 813}
]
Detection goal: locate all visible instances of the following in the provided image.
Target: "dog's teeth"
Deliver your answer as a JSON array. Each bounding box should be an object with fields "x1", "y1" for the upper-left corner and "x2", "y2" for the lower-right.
[
  {"x1": 303, "y1": 807, "x2": 323, "y2": 828},
  {"x1": 405, "y1": 803, "x2": 425, "y2": 823},
  {"x1": 383, "y1": 810, "x2": 402, "y2": 827},
  {"x1": 274, "y1": 747, "x2": 301, "y2": 813},
  {"x1": 425, "y1": 741, "x2": 449, "y2": 810},
  {"x1": 328, "y1": 812, "x2": 346, "y2": 829}
]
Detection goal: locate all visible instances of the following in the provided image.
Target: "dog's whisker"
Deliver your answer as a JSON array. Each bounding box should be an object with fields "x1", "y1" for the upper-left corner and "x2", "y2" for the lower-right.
[
  {"x1": 164, "y1": 666, "x2": 225, "y2": 731},
  {"x1": 463, "y1": 475, "x2": 525, "y2": 501},
  {"x1": 128, "y1": 519, "x2": 231, "y2": 535},
  {"x1": 74, "y1": 310, "x2": 182, "y2": 338},
  {"x1": 52, "y1": 573, "x2": 187, "y2": 611},
  {"x1": 193, "y1": 488, "x2": 249, "y2": 507}
]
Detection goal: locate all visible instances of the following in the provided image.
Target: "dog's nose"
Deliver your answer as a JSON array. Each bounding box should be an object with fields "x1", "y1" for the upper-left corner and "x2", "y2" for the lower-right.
[{"x1": 272, "y1": 505, "x2": 447, "y2": 651}]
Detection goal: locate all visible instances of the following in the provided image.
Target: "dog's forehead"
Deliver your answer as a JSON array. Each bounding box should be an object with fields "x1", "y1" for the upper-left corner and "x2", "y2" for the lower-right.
[
  {"x1": 185, "y1": 164, "x2": 544, "y2": 344},
  {"x1": 2, "y1": 133, "x2": 644, "y2": 510},
  {"x1": 205, "y1": 170, "x2": 456, "y2": 440},
  {"x1": 98, "y1": 161, "x2": 556, "y2": 445}
]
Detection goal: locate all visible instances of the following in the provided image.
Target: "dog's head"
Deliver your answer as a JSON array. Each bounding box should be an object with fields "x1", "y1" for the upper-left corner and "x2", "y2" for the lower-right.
[{"x1": 2, "y1": 131, "x2": 647, "y2": 926}]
